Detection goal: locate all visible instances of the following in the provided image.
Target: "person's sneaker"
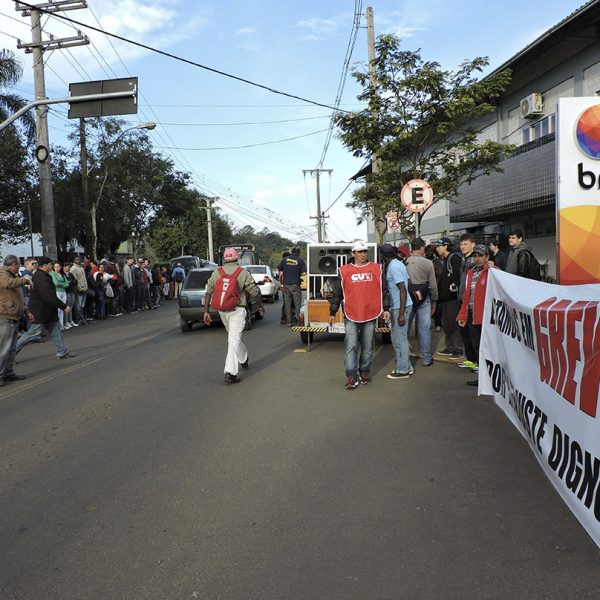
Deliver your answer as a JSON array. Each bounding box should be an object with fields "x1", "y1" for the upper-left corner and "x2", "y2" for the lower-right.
[
  {"x1": 450, "y1": 351, "x2": 463, "y2": 359},
  {"x1": 387, "y1": 370, "x2": 412, "y2": 379},
  {"x1": 224, "y1": 372, "x2": 241, "y2": 384},
  {"x1": 3, "y1": 373, "x2": 25, "y2": 381},
  {"x1": 280, "y1": 319, "x2": 287, "y2": 325},
  {"x1": 422, "y1": 361, "x2": 433, "y2": 367},
  {"x1": 458, "y1": 360, "x2": 477, "y2": 369},
  {"x1": 240, "y1": 359, "x2": 249, "y2": 370},
  {"x1": 57, "y1": 352, "x2": 76, "y2": 360},
  {"x1": 435, "y1": 325, "x2": 442, "y2": 332},
  {"x1": 436, "y1": 348, "x2": 453, "y2": 356},
  {"x1": 345, "y1": 377, "x2": 359, "y2": 390},
  {"x1": 471, "y1": 365, "x2": 479, "y2": 373},
  {"x1": 359, "y1": 373, "x2": 371, "y2": 385}
]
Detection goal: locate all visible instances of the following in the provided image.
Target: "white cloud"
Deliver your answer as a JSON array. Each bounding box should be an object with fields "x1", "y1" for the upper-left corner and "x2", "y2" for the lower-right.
[
  {"x1": 296, "y1": 12, "x2": 351, "y2": 41},
  {"x1": 233, "y1": 27, "x2": 256, "y2": 38}
]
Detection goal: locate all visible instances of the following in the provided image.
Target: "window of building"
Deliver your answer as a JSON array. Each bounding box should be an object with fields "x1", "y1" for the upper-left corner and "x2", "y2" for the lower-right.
[
  {"x1": 523, "y1": 114, "x2": 556, "y2": 145},
  {"x1": 583, "y1": 61, "x2": 600, "y2": 96}
]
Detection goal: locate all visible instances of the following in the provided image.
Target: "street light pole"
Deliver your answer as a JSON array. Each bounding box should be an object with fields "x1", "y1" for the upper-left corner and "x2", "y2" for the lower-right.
[{"x1": 89, "y1": 122, "x2": 156, "y2": 262}]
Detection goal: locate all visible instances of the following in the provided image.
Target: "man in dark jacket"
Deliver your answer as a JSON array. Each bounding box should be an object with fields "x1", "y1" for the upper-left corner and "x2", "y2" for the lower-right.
[
  {"x1": 434, "y1": 238, "x2": 463, "y2": 359},
  {"x1": 15, "y1": 257, "x2": 75, "y2": 359}
]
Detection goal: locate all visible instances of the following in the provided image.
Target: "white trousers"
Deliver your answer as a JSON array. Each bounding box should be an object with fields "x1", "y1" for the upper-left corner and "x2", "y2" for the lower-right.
[{"x1": 219, "y1": 306, "x2": 248, "y2": 375}]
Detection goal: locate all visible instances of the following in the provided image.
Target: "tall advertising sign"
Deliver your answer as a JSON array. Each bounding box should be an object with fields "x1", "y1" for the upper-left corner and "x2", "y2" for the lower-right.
[{"x1": 557, "y1": 98, "x2": 600, "y2": 284}]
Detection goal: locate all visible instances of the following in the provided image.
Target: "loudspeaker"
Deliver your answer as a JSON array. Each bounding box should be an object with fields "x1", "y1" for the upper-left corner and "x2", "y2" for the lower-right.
[{"x1": 309, "y1": 246, "x2": 353, "y2": 274}]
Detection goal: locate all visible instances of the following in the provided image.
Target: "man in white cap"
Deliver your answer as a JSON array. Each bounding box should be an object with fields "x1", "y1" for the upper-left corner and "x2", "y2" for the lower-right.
[
  {"x1": 203, "y1": 248, "x2": 264, "y2": 384},
  {"x1": 328, "y1": 241, "x2": 390, "y2": 389}
]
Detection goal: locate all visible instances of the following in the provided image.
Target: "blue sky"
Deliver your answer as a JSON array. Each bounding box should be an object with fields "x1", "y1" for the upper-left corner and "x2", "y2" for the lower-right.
[{"x1": 0, "y1": 0, "x2": 589, "y2": 243}]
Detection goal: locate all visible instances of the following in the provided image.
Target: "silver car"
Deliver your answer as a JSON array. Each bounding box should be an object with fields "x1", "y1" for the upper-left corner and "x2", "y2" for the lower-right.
[{"x1": 178, "y1": 267, "x2": 261, "y2": 332}]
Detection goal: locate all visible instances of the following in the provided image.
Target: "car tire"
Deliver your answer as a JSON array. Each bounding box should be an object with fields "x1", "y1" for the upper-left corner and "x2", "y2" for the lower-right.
[
  {"x1": 300, "y1": 331, "x2": 313, "y2": 344},
  {"x1": 180, "y1": 317, "x2": 193, "y2": 332}
]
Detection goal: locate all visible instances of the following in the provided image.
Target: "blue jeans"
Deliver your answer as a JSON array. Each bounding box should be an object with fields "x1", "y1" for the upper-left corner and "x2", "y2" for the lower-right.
[
  {"x1": 390, "y1": 307, "x2": 411, "y2": 374},
  {"x1": 344, "y1": 318, "x2": 376, "y2": 378},
  {"x1": 407, "y1": 297, "x2": 432, "y2": 365},
  {"x1": 16, "y1": 320, "x2": 68, "y2": 357},
  {"x1": 0, "y1": 319, "x2": 18, "y2": 378}
]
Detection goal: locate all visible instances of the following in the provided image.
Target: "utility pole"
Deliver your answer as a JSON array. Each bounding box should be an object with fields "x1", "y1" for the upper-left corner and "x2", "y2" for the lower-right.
[
  {"x1": 205, "y1": 197, "x2": 216, "y2": 263},
  {"x1": 79, "y1": 118, "x2": 92, "y2": 256},
  {"x1": 303, "y1": 169, "x2": 332, "y2": 243},
  {"x1": 366, "y1": 7, "x2": 386, "y2": 244},
  {"x1": 16, "y1": 1, "x2": 89, "y2": 259}
]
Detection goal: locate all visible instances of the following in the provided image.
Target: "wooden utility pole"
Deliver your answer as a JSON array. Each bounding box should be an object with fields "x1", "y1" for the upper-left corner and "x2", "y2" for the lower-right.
[
  {"x1": 16, "y1": 1, "x2": 89, "y2": 258},
  {"x1": 303, "y1": 169, "x2": 332, "y2": 243},
  {"x1": 79, "y1": 118, "x2": 92, "y2": 256}
]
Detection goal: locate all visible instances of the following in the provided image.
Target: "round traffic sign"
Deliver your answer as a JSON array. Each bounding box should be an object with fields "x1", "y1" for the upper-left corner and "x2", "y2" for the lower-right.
[{"x1": 400, "y1": 179, "x2": 434, "y2": 213}]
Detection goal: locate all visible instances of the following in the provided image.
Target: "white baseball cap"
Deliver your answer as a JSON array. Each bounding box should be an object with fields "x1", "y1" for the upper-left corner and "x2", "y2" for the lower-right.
[{"x1": 351, "y1": 240, "x2": 368, "y2": 252}]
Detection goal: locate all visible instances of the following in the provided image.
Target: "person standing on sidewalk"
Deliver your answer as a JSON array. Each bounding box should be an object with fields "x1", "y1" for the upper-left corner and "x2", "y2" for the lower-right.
[
  {"x1": 15, "y1": 257, "x2": 75, "y2": 360},
  {"x1": 405, "y1": 238, "x2": 438, "y2": 368},
  {"x1": 0, "y1": 255, "x2": 31, "y2": 386},
  {"x1": 457, "y1": 233, "x2": 478, "y2": 370},
  {"x1": 328, "y1": 241, "x2": 390, "y2": 389},
  {"x1": 69, "y1": 256, "x2": 88, "y2": 325},
  {"x1": 203, "y1": 248, "x2": 264, "y2": 384},
  {"x1": 457, "y1": 245, "x2": 497, "y2": 386},
  {"x1": 278, "y1": 247, "x2": 306, "y2": 326},
  {"x1": 434, "y1": 237, "x2": 463, "y2": 360},
  {"x1": 380, "y1": 244, "x2": 413, "y2": 379}
]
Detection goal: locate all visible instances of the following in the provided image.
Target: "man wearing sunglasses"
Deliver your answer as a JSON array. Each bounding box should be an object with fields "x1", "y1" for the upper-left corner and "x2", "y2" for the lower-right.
[{"x1": 328, "y1": 241, "x2": 390, "y2": 390}]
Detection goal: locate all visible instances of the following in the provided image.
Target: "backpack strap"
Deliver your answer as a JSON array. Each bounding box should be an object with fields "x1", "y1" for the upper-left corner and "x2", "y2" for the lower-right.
[
  {"x1": 231, "y1": 267, "x2": 243, "y2": 279},
  {"x1": 217, "y1": 267, "x2": 227, "y2": 278}
]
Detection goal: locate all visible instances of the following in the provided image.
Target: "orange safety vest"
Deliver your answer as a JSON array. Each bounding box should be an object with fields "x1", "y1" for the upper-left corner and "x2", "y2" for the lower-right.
[{"x1": 339, "y1": 262, "x2": 383, "y2": 323}]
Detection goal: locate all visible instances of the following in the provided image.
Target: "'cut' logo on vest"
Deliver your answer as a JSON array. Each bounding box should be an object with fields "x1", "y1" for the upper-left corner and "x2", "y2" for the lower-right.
[{"x1": 351, "y1": 272, "x2": 373, "y2": 282}]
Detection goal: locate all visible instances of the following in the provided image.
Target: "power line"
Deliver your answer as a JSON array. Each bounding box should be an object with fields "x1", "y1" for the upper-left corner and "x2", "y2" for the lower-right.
[
  {"x1": 155, "y1": 128, "x2": 329, "y2": 151},
  {"x1": 11, "y1": 0, "x2": 352, "y2": 114},
  {"x1": 155, "y1": 115, "x2": 331, "y2": 127}
]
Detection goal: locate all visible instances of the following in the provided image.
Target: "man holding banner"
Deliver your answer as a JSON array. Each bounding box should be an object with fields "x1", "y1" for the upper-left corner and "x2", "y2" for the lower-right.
[{"x1": 457, "y1": 245, "x2": 497, "y2": 386}]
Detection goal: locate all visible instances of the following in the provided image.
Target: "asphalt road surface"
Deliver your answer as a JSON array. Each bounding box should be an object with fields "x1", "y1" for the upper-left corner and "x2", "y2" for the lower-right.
[{"x1": 1, "y1": 300, "x2": 599, "y2": 600}]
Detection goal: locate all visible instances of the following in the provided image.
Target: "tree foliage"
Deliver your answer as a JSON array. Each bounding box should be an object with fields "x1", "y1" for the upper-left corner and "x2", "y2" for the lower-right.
[
  {"x1": 230, "y1": 225, "x2": 306, "y2": 268},
  {"x1": 334, "y1": 35, "x2": 513, "y2": 240}
]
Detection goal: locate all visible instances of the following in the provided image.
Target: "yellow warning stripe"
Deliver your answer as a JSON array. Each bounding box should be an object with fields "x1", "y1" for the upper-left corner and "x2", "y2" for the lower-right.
[
  {"x1": 376, "y1": 327, "x2": 391, "y2": 333},
  {"x1": 291, "y1": 327, "x2": 328, "y2": 332}
]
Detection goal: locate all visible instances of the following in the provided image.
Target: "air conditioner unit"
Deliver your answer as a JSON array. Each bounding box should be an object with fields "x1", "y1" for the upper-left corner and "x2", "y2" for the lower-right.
[{"x1": 520, "y1": 93, "x2": 544, "y2": 119}]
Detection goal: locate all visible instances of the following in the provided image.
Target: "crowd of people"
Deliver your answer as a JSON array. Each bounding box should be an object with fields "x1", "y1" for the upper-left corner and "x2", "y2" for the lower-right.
[
  {"x1": 326, "y1": 229, "x2": 542, "y2": 390},
  {"x1": 0, "y1": 254, "x2": 183, "y2": 386}
]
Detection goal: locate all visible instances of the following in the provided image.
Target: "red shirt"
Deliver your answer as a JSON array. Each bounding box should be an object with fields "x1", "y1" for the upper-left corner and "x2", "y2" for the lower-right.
[
  {"x1": 457, "y1": 263, "x2": 496, "y2": 325},
  {"x1": 339, "y1": 262, "x2": 383, "y2": 323}
]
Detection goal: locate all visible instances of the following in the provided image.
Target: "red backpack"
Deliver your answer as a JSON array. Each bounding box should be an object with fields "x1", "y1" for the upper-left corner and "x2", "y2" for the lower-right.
[{"x1": 210, "y1": 267, "x2": 243, "y2": 311}]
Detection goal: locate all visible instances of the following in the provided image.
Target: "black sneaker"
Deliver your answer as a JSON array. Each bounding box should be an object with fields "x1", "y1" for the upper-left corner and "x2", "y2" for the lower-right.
[
  {"x1": 387, "y1": 371, "x2": 411, "y2": 379},
  {"x1": 224, "y1": 372, "x2": 241, "y2": 384},
  {"x1": 436, "y1": 348, "x2": 453, "y2": 356},
  {"x1": 240, "y1": 359, "x2": 249, "y2": 370},
  {"x1": 57, "y1": 352, "x2": 76, "y2": 360},
  {"x1": 450, "y1": 351, "x2": 464, "y2": 359},
  {"x1": 345, "y1": 377, "x2": 359, "y2": 390},
  {"x1": 3, "y1": 373, "x2": 25, "y2": 381}
]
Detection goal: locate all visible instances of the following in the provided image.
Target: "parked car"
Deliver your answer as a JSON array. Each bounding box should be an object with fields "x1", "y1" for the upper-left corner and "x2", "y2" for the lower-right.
[
  {"x1": 178, "y1": 267, "x2": 262, "y2": 332},
  {"x1": 170, "y1": 255, "x2": 216, "y2": 273},
  {"x1": 244, "y1": 265, "x2": 280, "y2": 302}
]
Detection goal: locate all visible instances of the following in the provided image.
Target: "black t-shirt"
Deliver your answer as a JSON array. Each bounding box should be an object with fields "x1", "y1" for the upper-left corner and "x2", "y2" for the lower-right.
[{"x1": 277, "y1": 255, "x2": 306, "y2": 286}]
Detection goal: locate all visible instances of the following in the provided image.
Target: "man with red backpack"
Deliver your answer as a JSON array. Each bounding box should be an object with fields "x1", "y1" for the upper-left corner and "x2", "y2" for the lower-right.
[{"x1": 203, "y1": 248, "x2": 264, "y2": 384}]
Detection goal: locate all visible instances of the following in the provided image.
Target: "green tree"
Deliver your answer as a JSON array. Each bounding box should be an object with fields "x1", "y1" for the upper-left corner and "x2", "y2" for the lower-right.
[
  {"x1": 0, "y1": 49, "x2": 36, "y2": 241},
  {"x1": 334, "y1": 35, "x2": 512, "y2": 241}
]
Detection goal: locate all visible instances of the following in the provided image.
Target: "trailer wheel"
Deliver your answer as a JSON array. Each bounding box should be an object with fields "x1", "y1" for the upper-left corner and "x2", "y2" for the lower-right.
[{"x1": 300, "y1": 331, "x2": 313, "y2": 344}]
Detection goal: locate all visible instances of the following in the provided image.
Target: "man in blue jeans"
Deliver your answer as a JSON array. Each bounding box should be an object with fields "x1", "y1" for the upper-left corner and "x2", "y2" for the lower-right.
[
  {"x1": 380, "y1": 244, "x2": 413, "y2": 378},
  {"x1": 405, "y1": 238, "x2": 438, "y2": 367},
  {"x1": 328, "y1": 241, "x2": 390, "y2": 389}
]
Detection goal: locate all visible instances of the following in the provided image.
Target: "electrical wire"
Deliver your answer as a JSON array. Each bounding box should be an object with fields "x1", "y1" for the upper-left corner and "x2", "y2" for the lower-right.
[
  {"x1": 155, "y1": 128, "x2": 329, "y2": 151},
  {"x1": 11, "y1": 0, "x2": 352, "y2": 114},
  {"x1": 155, "y1": 115, "x2": 331, "y2": 127}
]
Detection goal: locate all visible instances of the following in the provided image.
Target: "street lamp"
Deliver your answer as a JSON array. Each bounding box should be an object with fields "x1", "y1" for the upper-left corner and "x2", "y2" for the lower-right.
[{"x1": 90, "y1": 122, "x2": 156, "y2": 262}]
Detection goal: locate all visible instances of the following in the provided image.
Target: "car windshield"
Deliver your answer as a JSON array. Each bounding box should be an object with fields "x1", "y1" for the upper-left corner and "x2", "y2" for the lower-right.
[
  {"x1": 171, "y1": 257, "x2": 197, "y2": 271},
  {"x1": 184, "y1": 270, "x2": 213, "y2": 290},
  {"x1": 245, "y1": 266, "x2": 267, "y2": 274}
]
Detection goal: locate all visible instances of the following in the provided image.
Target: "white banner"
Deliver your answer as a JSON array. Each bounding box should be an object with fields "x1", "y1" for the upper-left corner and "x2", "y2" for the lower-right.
[{"x1": 480, "y1": 269, "x2": 600, "y2": 548}]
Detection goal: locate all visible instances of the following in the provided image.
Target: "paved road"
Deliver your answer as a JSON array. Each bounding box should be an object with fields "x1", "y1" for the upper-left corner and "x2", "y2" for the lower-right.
[{"x1": 1, "y1": 300, "x2": 599, "y2": 599}]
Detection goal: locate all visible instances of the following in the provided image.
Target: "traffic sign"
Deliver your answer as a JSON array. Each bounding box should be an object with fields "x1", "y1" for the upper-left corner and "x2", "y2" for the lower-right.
[
  {"x1": 386, "y1": 210, "x2": 401, "y2": 231},
  {"x1": 400, "y1": 179, "x2": 434, "y2": 213},
  {"x1": 68, "y1": 77, "x2": 138, "y2": 119}
]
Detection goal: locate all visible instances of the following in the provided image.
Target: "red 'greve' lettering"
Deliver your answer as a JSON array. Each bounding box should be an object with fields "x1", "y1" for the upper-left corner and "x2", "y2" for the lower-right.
[
  {"x1": 580, "y1": 301, "x2": 600, "y2": 418},
  {"x1": 533, "y1": 297, "x2": 556, "y2": 385},
  {"x1": 562, "y1": 301, "x2": 587, "y2": 405},
  {"x1": 548, "y1": 300, "x2": 570, "y2": 394}
]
